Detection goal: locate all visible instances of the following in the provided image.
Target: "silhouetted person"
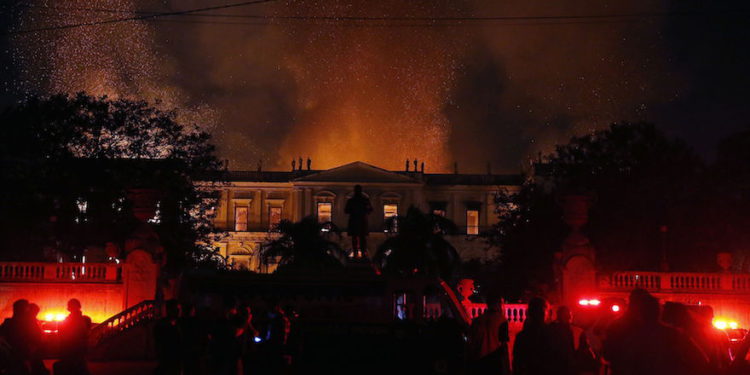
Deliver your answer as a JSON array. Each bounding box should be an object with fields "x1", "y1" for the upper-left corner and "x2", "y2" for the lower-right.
[
  {"x1": 263, "y1": 304, "x2": 290, "y2": 374},
  {"x1": 513, "y1": 297, "x2": 550, "y2": 375},
  {"x1": 55, "y1": 299, "x2": 91, "y2": 375},
  {"x1": 344, "y1": 185, "x2": 372, "y2": 258},
  {"x1": 547, "y1": 306, "x2": 576, "y2": 375},
  {"x1": 154, "y1": 299, "x2": 182, "y2": 375},
  {"x1": 603, "y1": 289, "x2": 709, "y2": 375},
  {"x1": 573, "y1": 333, "x2": 599, "y2": 375},
  {"x1": 468, "y1": 297, "x2": 510, "y2": 374},
  {"x1": 26, "y1": 304, "x2": 47, "y2": 375},
  {"x1": 689, "y1": 306, "x2": 731, "y2": 373},
  {"x1": 237, "y1": 306, "x2": 260, "y2": 375},
  {"x1": 1, "y1": 299, "x2": 32, "y2": 375},
  {"x1": 179, "y1": 302, "x2": 208, "y2": 375},
  {"x1": 211, "y1": 302, "x2": 243, "y2": 375}
]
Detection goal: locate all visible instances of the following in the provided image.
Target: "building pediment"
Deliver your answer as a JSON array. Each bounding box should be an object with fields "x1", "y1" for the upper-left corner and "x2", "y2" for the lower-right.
[{"x1": 293, "y1": 162, "x2": 420, "y2": 184}]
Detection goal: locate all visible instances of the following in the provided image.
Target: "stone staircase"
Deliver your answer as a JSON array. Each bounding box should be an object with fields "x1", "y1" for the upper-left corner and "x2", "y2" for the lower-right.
[{"x1": 89, "y1": 300, "x2": 161, "y2": 360}]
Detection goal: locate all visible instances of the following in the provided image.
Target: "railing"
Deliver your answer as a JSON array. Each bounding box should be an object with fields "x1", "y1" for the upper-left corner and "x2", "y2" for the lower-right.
[
  {"x1": 0, "y1": 262, "x2": 121, "y2": 282},
  {"x1": 461, "y1": 301, "x2": 529, "y2": 324},
  {"x1": 603, "y1": 271, "x2": 750, "y2": 293},
  {"x1": 89, "y1": 300, "x2": 160, "y2": 347}
]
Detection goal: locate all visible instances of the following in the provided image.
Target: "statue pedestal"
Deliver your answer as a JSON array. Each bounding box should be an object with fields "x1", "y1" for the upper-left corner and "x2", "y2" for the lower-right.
[
  {"x1": 559, "y1": 195, "x2": 597, "y2": 306},
  {"x1": 123, "y1": 249, "x2": 158, "y2": 309}
]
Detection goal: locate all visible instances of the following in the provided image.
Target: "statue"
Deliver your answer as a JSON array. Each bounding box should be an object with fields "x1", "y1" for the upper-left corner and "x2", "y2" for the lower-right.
[
  {"x1": 298, "y1": 157, "x2": 303, "y2": 171},
  {"x1": 345, "y1": 185, "x2": 372, "y2": 258},
  {"x1": 306, "y1": 157, "x2": 311, "y2": 170},
  {"x1": 291, "y1": 159, "x2": 296, "y2": 171}
]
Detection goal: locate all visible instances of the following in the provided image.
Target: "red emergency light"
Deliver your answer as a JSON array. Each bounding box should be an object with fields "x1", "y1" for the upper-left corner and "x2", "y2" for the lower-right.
[{"x1": 578, "y1": 298, "x2": 601, "y2": 307}]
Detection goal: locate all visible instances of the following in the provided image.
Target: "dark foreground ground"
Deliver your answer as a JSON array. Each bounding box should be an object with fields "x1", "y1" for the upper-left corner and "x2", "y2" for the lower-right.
[{"x1": 43, "y1": 360, "x2": 156, "y2": 375}]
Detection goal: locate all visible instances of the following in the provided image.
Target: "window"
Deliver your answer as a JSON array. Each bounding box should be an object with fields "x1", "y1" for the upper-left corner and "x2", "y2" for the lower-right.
[
  {"x1": 384, "y1": 204, "x2": 398, "y2": 232},
  {"x1": 268, "y1": 207, "x2": 282, "y2": 231},
  {"x1": 429, "y1": 201, "x2": 447, "y2": 217},
  {"x1": 235, "y1": 206, "x2": 248, "y2": 231},
  {"x1": 466, "y1": 209, "x2": 479, "y2": 235},
  {"x1": 317, "y1": 202, "x2": 332, "y2": 230}
]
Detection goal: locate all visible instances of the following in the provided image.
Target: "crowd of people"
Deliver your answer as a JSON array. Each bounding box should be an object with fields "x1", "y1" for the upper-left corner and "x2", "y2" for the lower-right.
[
  {"x1": 153, "y1": 298, "x2": 292, "y2": 375},
  {"x1": 0, "y1": 298, "x2": 91, "y2": 375},
  {"x1": 468, "y1": 289, "x2": 750, "y2": 375}
]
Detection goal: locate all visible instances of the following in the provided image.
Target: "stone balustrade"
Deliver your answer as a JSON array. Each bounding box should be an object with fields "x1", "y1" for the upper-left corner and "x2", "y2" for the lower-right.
[
  {"x1": 0, "y1": 262, "x2": 121, "y2": 283},
  {"x1": 602, "y1": 271, "x2": 750, "y2": 293}
]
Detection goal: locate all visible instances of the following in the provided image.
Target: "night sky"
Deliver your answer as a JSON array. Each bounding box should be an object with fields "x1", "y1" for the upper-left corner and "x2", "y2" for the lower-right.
[{"x1": 1, "y1": 0, "x2": 748, "y2": 173}]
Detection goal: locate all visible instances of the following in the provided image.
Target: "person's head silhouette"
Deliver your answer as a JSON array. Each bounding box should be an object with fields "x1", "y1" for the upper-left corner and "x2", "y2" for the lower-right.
[
  {"x1": 67, "y1": 298, "x2": 82, "y2": 314},
  {"x1": 527, "y1": 297, "x2": 548, "y2": 324},
  {"x1": 627, "y1": 288, "x2": 659, "y2": 324},
  {"x1": 12, "y1": 299, "x2": 29, "y2": 318},
  {"x1": 165, "y1": 299, "x2": 180, "y2": 319},
  {"x1": 556, "y1": 305, "x2": 572, "y2": 324},
  {"x1": 354, "y1": 184, "x2": 363, "y2": 196}
]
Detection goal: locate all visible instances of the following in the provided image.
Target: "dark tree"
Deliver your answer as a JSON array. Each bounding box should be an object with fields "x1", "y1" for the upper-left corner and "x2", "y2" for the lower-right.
[
  {"x1": 373, "y1": 206, "x2": 461, "y2": 281},
  {"x1": 488, "y1": 123, "x2": 706, "y2": 299},
  {"x1": 708, "y1": 128, "x2": 750, "y2": 271},
  {"x1": 0, "y1": 93, "x2": 224, "y2": 269},
  {"x1": 260, "y1": 216, "x2": 346, "y2": 272}
]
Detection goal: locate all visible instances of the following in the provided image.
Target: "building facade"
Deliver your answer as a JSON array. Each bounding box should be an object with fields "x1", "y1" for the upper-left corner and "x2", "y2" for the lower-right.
[{"x1": 210, "y1": 161, "x2": 523, "y2": 271}]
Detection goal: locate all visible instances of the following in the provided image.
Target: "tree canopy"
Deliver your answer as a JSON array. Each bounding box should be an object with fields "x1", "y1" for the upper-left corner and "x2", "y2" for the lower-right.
[
  {"x1": 373, "y1": 206, "x2": 461, "y2": 281},
  {"x1": 488, "y1": 122, "x2": 710, "y2": 299},
  {"x1": 260, "y1": 216, "x2": 346, "y2": 273},
  {"x1": 0, "y1": 93, "x2": 224, "y2": 268}
]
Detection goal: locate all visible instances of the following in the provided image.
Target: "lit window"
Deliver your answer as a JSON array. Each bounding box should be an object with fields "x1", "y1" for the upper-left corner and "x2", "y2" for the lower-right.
[
  {"x1": 269, "y1": 207, "x2": 282, "y2": 231},
  {"x1": 235, "y1": 206, "x2": 248, "y2": 231},
  {"x1": 429, "y1": 202, "x2": 447, "y2": 217},
  {"x1": 466, "y1": 210, "x2": 479, "y2": 235},
  {"x1": 317, "y1": 202, "x2": 332, "y2": 223},
  {"x1": 384, "y1": 204, "x2": 398, "y2": 232}
]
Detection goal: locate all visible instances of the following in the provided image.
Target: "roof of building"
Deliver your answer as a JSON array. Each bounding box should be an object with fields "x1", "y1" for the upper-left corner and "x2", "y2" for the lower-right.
[{"x1": 225, "y1": 161, "x2": 522, "y2": 186}]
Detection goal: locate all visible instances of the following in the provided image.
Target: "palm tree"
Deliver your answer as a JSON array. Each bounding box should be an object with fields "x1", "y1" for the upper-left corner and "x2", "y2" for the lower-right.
[
  {"x1": 373, "y1": 206, "x2": 461, "y2": 281},
  {"x1": 260, "y1": 216, "x2": 346, "y2": 272}
]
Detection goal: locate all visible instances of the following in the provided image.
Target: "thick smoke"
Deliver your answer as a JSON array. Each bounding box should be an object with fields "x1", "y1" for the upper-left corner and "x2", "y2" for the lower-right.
[{"x1": 14, "y1": 0, "x2": 691, "y2": 172}]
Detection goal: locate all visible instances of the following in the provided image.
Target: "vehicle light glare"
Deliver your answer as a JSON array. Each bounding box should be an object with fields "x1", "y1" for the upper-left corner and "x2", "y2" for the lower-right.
[
  {"x1": 578, "y1": 299, "x2": 590, "y2": 306},
  {"x1": 611, "y1": 304, "x2": 621, "y2": 312},
  {"x1": 712, "y1": 317, "x2": 739, "y2": 330},
  {"x1": 589, "y1": 299, "x2": 601, "y2": 306}
]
